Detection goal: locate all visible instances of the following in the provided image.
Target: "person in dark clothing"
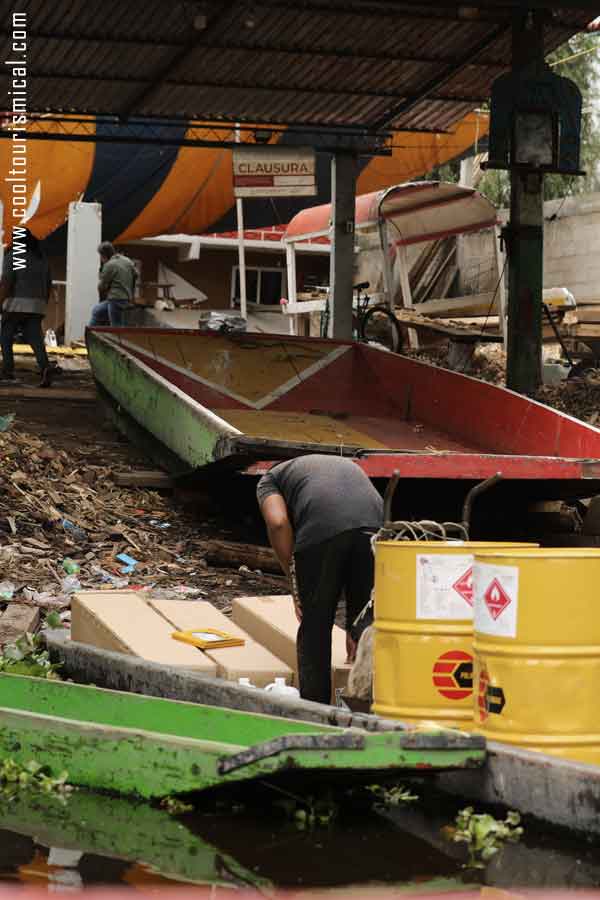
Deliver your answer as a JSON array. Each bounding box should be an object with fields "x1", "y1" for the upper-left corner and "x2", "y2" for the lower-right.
[
  {"x1": 0, "y1": 229, "x2": 53, "y2": 387},
  {"x1": 257, "y1": 454, "x2": 383, "y2": 704}
]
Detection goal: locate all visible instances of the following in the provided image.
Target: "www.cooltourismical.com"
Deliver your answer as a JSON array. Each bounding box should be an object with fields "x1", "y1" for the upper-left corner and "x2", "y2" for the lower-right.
[{"x1": 5, "y1": 10, "x2": 29, "y2": 269}]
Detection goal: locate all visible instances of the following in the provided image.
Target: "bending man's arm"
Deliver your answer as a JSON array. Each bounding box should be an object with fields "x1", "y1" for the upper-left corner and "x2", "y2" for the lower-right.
[{"x1": 260, "y1": 493, "x2": 294, "y2": 576}]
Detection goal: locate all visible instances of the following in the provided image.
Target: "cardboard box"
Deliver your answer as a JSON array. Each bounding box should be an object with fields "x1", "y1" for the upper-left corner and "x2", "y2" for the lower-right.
[
  {"x1": 231, "y1": 594, "x2": 351, "y2": 699},
  {"x1": 149, "y1": 598, "x2": 293, "y2": 688},
  {"x1": 71, "y1": 591, "x2": 217, "y2": 674}
]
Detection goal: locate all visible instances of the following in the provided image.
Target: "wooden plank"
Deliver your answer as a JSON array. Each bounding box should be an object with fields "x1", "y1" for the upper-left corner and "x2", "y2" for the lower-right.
[
  {"x1": 198, "y1": 539, "x2": 283, "y2": 574},
  {"x1": 395, "y1": 310, "x2": 501, "y2": 343},
  {"x1": 0, "y1": 604, "x2": 40, "y2": 646},
  {"x1": 412, "y1": 290, "x2": 497, "y2": 319},
  {"x1": 0, "y1": 387, "x2": 96, "y2": 401},
  {"x1": 113, "y1": 469, "x2": 174, "y2": 488}
]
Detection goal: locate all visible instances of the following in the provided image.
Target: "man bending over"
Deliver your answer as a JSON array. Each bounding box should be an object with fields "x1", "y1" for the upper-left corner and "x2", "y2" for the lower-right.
[{"x1": 257, "y1": 454, "x2": 382, "y2": 704}]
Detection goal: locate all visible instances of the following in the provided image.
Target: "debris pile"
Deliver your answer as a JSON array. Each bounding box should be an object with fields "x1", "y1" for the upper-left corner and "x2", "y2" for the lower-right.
[
  {"x1": 0, "y1": 422, "x2": 284, "y2": 625},
  {"x1": 536, "y1": 375, "x2": 600, "y2": 428}
]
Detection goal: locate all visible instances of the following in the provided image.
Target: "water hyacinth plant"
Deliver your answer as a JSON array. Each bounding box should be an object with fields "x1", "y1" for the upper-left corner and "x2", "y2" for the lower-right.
[{"x1": 453, "y1": 806, "x2": 523, "y2": 868}]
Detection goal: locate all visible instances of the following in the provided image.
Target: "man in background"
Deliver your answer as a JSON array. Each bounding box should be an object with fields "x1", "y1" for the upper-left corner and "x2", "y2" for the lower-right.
[
  {"x1": 0, "y1": 228, "x2": 53, "y2": 387},
  {"x1": 257, "y1": 454, "x2": 383, "y2": 704},
  {"x1": 89, "y1": 242, "x2": 137, "y2": 327}
]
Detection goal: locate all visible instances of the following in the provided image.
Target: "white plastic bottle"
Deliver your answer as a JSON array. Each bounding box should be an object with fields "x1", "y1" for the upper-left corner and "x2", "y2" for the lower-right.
[
  {"x1": 45, "y1": 329, "x2": 58, "y2": 348},
  {"x1": 264, "y1": 677, "x2": 300, "y2": 698}
]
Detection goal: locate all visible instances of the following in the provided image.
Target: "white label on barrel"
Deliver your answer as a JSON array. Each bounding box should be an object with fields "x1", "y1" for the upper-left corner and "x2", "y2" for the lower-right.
[
  {"x1": 415, "y1": 554, "x2": 474, "y2": 620},
  {"x1": 473, "y1": 562, "x2": 519, "y2": 638}
]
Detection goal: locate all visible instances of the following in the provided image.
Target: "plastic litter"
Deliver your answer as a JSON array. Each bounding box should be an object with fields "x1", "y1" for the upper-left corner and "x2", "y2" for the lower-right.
[
  {"x1": 0, "y1": 413, "x2": 15, "y2": 433},
  {"x1": 62, "y1": 519, "x2": 87, "y2": 543},
  {"x1": 238, "y1": 677, "x2": 257, "y2": 689},
  {"x1": 44, "y1": 329, "x2": 58, "y2": 348},
  {"x1": 198, "y1": 311, "x2": 247, "y2": 334},
  {"x1": 149, "y1": 519, "x2": 171, "y2": 529},
  {"x1": 264, "y1": 677, "x2": 300, "y2": 698},
  {"x1": 62, "y1": 558, "x2": 81, "y2": 575},
  {"x1": 0, "y1": 580, "x2": 15, "y2": 601},
  {"x1": 116, "y1": 552, "x2": 138, "y2": 574},
  {"x1": 61, "y1": 575, "x2": 82, "y2": 594}
]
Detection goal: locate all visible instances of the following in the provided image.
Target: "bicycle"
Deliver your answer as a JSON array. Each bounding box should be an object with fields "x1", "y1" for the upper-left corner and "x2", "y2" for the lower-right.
[
  {"x1": 319, "y1": 282, "x2": 402, "y2": 353},
  {"x1": 353, "y1": 282, "x2": 402, "y2": 353}
]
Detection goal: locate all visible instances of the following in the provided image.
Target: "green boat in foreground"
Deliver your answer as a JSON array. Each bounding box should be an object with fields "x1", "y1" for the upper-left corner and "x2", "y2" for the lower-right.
[{"x1": 0, "y1": 674, "x2": 485, "y2": 799}]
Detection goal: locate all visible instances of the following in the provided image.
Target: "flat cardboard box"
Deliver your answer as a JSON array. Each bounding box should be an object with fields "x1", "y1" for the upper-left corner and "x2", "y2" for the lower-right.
[
  {"x1": 71, "y1": 591, "x2": 217, "y2": 674},
  {"x1": 148, "y1": 598, "x2": 293, "y2": 687},
  {"x1": 231, "y1": 594, "x2": 351, "y2": 700}
]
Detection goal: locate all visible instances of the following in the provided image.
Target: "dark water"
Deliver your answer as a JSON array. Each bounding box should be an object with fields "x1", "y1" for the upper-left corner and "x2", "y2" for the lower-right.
[{"x1": 0, "y1": 784, "x2": 599, "y2": 894}]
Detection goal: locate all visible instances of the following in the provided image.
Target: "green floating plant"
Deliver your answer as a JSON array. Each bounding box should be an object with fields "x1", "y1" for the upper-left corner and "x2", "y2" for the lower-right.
[
  {"x1": 366, "y1": 783, "x2": 419, "y2": 808},
  {"x1": 160, "y1": 796, "x2": 194, "y2": 815},
  {"x1": 453, "y1": 806, "x2": 523, "y2": 868},
  {"x1": 267, "y1": 782, "x2": 338, "y2": 830},
  {"x1": 0, "y1": 758, "x2": 73, "y2": 800},
  {"x1": 0, "y1": 631, "x2": 61, "y2": 679}
]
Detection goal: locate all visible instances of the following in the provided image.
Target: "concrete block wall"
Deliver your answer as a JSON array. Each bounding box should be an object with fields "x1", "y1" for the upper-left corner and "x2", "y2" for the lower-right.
[{"x1": 460, "y1": 191, "x2": 600, "y2": 308}]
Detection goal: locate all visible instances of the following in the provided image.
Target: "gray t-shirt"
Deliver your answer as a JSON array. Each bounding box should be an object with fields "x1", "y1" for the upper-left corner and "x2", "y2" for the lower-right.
[{"x1": 256, "y1": 454, "x2": 383, "y2": 552}]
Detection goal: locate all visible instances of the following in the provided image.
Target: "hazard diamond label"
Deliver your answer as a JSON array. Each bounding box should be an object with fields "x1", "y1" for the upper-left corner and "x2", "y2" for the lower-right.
[
  {"x1": 484, "y1": 577, "x2": 512, "y2": 620},
  {"x1": 452, "y1": 567, "x2": 473, "y2": 607},
  {"x1": 474, "y1": 562, "x2": 519, "y2": 638}
]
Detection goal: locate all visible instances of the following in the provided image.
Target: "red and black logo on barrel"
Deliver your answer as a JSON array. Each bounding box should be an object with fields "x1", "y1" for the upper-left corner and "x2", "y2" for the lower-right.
[{"x1": 432, "y1": 650, "x2": 473, "y2": 700}]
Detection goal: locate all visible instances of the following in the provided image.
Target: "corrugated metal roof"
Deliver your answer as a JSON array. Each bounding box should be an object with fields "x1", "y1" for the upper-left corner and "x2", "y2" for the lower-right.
[{"x1": 0, "y1": 1, "x2": 596, "y2": 134}]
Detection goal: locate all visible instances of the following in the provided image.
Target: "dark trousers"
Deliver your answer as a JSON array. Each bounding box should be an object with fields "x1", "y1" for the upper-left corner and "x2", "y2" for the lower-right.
[
  {"x1": 1, "y1": 312, "x2": 49, "y2": 376},
  {"x1": 294, "y1": 528, "x2": 375, "y2": 705}
]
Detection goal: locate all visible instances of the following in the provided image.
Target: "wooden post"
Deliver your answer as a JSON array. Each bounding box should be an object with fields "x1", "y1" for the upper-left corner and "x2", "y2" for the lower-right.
[
  {"x1": 506, "y1": 10, "x2": 545, "y2": 395},
  {"x1": 329, "y1": 152, "x2": 357, "y2": 339}
]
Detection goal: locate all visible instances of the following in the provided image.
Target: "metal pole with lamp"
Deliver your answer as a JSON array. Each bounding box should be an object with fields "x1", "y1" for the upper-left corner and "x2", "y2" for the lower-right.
[{"x1": 484, "y1": 9, "x2": 584, "y2": 397}]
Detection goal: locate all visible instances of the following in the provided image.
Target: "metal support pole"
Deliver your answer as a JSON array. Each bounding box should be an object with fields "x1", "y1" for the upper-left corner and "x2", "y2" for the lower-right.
[
  {"x1": 329, "y1": 152, "x2": 357, "y2": 339},
  {"x1": 505, "y1": 10, "x2": 545, "y2": 395},
  {"x1": 236, "y1": 196, "x2": 247, "y2": 321}
]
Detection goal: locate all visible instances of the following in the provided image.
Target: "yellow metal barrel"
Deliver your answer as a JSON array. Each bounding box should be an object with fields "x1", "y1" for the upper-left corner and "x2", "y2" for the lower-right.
[
  {"x1": 372, "y1": 541, "x2": 534, "y2": 726},
  {"x1": 473, "y1": 548, "x2": 600, "y2": 764}
]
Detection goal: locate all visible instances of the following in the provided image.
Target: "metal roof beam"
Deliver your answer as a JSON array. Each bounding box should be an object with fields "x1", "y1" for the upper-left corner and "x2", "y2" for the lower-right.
[
  {"x1": 0, "y1": 28, "x2": 510, "y2": 68},
  {"x1": 117, "y1": 1, "x2": 236, "y2": 120},
  {"x1": 371, "y1": 22, "x2": 509, "y2": 130},
  {"x1": 23, "y1": 68, "x2": 488, "y2": 104}
]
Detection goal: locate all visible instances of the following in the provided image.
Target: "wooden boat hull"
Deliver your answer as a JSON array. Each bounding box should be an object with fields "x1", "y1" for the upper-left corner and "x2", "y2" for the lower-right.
[
  {"x1": 0, "y1": 674, "x2": 484, "y2": 799},
  {"x1": 45, "y1": 634, "x2": 600, "y2": 836},
  {"x1": 87, "y1": 328, "x2": 600, "y2": 494}
]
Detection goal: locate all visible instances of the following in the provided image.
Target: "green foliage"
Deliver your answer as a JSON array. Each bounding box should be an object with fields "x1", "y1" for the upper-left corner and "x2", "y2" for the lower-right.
[
  {"x1": 452, "y1": 806, "x2": 523, "y2": 868},
  {"x1": 44, "y1": 612, "x2": 63, "y2": 630},
  {"x1": 366, "y1": 783, "x2": 419, "y2": 809},
  {"x1": 0, "y1": 758, "x2": 72, "y2": 800},
  {"x1": 267, "y1": 783, "x2": 338, "y2": 829},
  {"x1": 0, "y1": 632, "x2": 61, "y2": 679},
  {"x1": 160, "y1": 796, "x2": 194, "y2": 815}
]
